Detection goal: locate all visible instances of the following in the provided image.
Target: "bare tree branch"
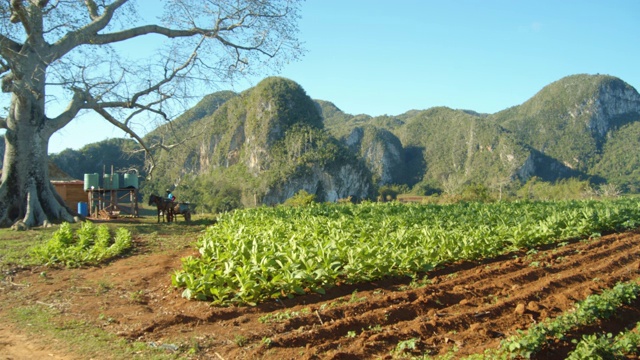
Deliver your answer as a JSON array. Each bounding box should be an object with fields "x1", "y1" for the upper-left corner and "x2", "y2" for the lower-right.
[
  {"x1": 84, "y1": 0, "x2": 100, "y2": 20},
  {"x1": 122, "y1": 97, "x2": 170, "y2": 127},
  {"x1": 52, "y1": 0, "x2": 290, "y2": 63},
  {"x1": 128, "y1": 38, "x2": 202, "y2": 106},
  {"x1": 51, "y1": 0, "x2": 128, "y2": 61},
  {"x1": 91, "y1": 24, "x2": 211, "y2": 45},
  {"x1": 46, "y1": 37, "x2": 200, "y2": 134},
  {"x1": 133, "y1": 134, "x2": 197, "y2": 153},
  {"x1": 9, "y1": 0, "x2": 29, "y2": 27},
  {"x1": 217, "y1": 35, "x2": 272, "y2": 57},
  {"x1": 0, "y1": 60, "x2": 9, "y2": 75},
  {"x1": 0, "y1": 34, "x2": 22, "y2": 63},
  {"x1": 44, "y1": 87, "x2": 87, "y2": 136},
  {"x1": 92, "y1": 107, "x2": 157, "y2": 176},
  {"x1": 41, "y1": 0, "x2": 61, "y2": 17}
]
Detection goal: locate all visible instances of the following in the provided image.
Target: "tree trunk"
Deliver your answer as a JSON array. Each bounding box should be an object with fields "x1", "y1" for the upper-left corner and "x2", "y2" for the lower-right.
[{"x1": 0, "y1": 93, "x2": 77, "y2": 228}]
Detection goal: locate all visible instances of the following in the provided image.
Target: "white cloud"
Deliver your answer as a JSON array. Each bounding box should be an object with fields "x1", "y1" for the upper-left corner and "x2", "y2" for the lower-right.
[{"x1": 531, "y1": 21, "x2": 543, "y2": 32}]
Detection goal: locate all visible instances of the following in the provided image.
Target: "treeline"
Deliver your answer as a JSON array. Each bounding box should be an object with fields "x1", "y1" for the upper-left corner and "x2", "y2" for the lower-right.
[{"x1": 27, "y1": 74, "x2": 640, "y2": 213}]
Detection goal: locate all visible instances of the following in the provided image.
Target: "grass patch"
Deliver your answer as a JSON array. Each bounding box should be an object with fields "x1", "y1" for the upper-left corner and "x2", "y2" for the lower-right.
[
  {"x1": 0, "y1": 211, "x2": 217, "y2": 271},
  {"x1": 8, "y1": 305, "x2": 179, "y2": 359},
  {"x1": 0, "y1": 210, "x2": 218, "y2": 358},
  {"x1": 0, "y1": 227, "x2": 55, "y2": 273}
]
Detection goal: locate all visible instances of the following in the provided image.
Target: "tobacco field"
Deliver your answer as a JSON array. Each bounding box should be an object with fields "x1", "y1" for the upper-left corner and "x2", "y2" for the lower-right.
[{"x1": 1, "y1": 198, "x2": 640, "y2": 359}]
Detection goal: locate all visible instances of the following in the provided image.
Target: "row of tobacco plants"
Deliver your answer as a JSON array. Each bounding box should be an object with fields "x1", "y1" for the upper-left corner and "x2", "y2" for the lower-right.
[
  {"x1": 459, "y1": 279, "x2": 640, "y2": 359},
  {"x1": 30, "y1": 222, "x2": 132, "y2": 267},
  {"x1": 172, "y1": 198, "x2": 640, "y2": 305}
]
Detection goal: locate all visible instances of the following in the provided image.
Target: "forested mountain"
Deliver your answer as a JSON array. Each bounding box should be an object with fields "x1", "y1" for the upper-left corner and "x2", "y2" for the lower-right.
[
  {"x1": 590, "y1": 121, "x2": 640, "y2": 192},
  {"x1": 317, "y1": 74, "x2": 640, "y2": 195},
  {"x1": 490, "y1": 74, "x2": 640, "y2": 172},
  {"x1": 13, "y1": 73, "x2": 639, "y2": 210},
  {"x1": 142, "y1": 77, "x2": 373, "y2": 211},
  {"x1": 49, "y1": 139, "x2": 145, "y2": 181}
]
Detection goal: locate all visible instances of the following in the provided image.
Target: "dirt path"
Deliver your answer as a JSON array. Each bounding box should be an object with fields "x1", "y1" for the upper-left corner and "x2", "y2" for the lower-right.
[
  {"x1": 1, "y1": 229, "x2": 640, "y2": 359},
  {"x1": 0, "y1": 324, "x2": 71, "y2": 360}
]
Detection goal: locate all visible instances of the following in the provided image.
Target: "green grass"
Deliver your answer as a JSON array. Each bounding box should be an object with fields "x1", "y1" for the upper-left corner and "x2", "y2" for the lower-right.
[
  {"x1": 7, "y1": 305, "x2": 179, "y2": 360},
  {"x1": 0, "y1": 210, "x2": 217, "y2": 271},
  {"x1": 0, "y1": 227, "x2": 53, "y2": 274},
  {"x1": 0, "y1": 210, "x2": 218, "y2": 359}
]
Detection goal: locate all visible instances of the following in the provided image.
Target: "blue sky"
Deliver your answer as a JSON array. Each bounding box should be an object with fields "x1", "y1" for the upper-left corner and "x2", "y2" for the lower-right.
[{"x1": 47, "y1": 0, "x2": 640, "y2": 153}]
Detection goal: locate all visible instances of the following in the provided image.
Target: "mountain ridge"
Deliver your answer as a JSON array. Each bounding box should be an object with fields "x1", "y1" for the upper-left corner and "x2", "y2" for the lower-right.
[{"x1": 39, "y1": 73, "x2": 640, "y2": 209}]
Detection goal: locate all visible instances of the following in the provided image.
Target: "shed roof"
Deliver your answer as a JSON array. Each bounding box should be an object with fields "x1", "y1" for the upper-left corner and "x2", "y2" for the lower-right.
[{"x1": 0, "y1": 162, "x2": 78, "y2": 182}]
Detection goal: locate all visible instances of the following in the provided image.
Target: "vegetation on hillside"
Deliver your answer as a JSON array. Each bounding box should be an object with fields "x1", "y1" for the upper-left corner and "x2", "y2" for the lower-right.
[
  {"x1": 50, "y1": 139, "x2": 145, "y2": 181},
  {"x1": 400, "y1": 107, "x2": 530, "y2": 193},
  {"x1": 29, "y1": 73, "x2": 640, "y2": 209},
  {"x1": 591, "y1": 121, "x2": 640, "y2": 192},
  {"x1": 142, "y1": 77, "x2": 371, "y2": 211},
  {"x1": 490, "y1": 74, "x2": 640, "y2": 172}
]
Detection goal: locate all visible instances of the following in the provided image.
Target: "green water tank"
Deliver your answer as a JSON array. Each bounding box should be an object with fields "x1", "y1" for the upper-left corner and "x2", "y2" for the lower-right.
[
  {"x1": 84, "y1": 173, "x2": 99, "y2": 191},
  {"x1": 124, "y1": 173, "x2": 139, "y2": 189},
  {"x1": 111, "y1": 173, "x2": 120, "y2": 189},
  {"x1": 103, "y1": 174, "x2": 112, "y2": 189},
  {"x1": 103, "y1": 174, "x2": 120, "y2": 189}
]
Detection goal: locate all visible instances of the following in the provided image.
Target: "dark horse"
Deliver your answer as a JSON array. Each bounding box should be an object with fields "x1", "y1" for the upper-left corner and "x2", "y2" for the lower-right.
[
  {"x1": 148, "y1": 194, "x2": 174, "y2": 223},
  {"x1": 169, "y1": 202, "x2": 192, "y2": 222}
]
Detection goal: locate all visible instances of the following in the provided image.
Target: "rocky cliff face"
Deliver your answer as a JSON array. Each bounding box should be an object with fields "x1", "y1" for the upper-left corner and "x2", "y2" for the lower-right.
[
  {"x1": 492, "y1": 74, "x2": 640, "y2": 173},
  {"x1": 593, "y1": 80, "x2": 640, "y2": 134},
  {"x1": 262, "y1": 163, "x2": 372, "y2": 204},
  {"x1": 148, "y1": 77, "x2": 374, "y2": 206},
  {"x1": 570, "y1": 78, "x2": 640, "y2": 136},
  {"x1": 516, "y1": 150, "x2": 581, "y2": 182},
  {"x1": 346, "y1": 126, "x2": 405, "y2": 185},
  {"x1": 133, "y1": 73, "x2": 640, "y2": 207}
]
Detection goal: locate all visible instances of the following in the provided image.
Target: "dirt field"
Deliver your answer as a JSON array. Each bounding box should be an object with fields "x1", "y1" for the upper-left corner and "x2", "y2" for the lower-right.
[{"x1": 1, "y1": 227, "x2": 640, "y2": 359}]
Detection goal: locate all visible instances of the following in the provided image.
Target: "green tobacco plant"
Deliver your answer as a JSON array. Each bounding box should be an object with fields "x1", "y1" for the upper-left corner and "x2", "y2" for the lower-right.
[
  {"x1": 566, "y1": 324, "x2": 640, "y2": 360},
  {"x1": 172, "y1": 198, "x2": 640, "y2": 306},
  {"x1": 500, "y1": 280, "x2": 640, "y2": 359},
  {"x1": 31, "y1": 222, "x2": 132, "y2": 267}
]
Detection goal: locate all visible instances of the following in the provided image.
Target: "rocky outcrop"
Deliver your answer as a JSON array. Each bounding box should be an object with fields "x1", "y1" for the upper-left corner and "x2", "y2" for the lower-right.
[
  {"x1": 262, "y1": 163, "x2": 372, "y2": 204},
  {"x1": 516, "y1": 150, "x2": 581, "y2": 182},
  {"x1": 99, "y1": 73, "x2": 640, "y2": 208},
  {"x1": 516, "y1": 153, "x2": 536, "y2": 180},
  {"x1": 570, "y1": 78, "x2": 640, "y2": 136},
  {"x1": 346, "y1": 126, "x2": 405, "y2": 185},
  {"x1": 149, "y1": 77, "x2": 375, "y2": 205},
  {"x1": 493, "y1": 74, "x2": 640, "y2": 173}
]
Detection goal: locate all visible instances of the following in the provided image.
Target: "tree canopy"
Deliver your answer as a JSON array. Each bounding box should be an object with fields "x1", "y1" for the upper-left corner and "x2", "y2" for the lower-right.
[{"x1": 0, "y1": 0, "x2": 303, "y2": 228}]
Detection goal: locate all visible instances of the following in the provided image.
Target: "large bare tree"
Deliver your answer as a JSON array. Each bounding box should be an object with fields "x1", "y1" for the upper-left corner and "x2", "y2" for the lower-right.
[{"x1": 0, "y1": 0, "x2": 303, "y2": 228}]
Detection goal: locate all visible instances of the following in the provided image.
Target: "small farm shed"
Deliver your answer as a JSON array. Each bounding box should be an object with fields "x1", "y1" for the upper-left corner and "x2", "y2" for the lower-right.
[
  {"x1": 48, "y1": 162, "x2": 85, "y2": 212},
  {"x1": 51, "y1": 180, "x2": 85, "y2": 211}
]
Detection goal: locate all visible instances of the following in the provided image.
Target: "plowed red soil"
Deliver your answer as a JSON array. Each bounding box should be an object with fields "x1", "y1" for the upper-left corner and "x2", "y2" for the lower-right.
[{"x1": 2, "y1": 229, "x2": 640, "y2": 359}]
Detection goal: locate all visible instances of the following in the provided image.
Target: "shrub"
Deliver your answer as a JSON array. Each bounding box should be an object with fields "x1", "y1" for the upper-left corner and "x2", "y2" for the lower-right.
[{"x1": 283, "y1": 189, "x2": 316, "y2": 207}]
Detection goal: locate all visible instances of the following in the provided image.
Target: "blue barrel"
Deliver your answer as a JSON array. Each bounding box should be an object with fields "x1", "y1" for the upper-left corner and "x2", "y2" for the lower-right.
[{"x1": 77, "y1": 202, "x2": 88, "y2": 217}]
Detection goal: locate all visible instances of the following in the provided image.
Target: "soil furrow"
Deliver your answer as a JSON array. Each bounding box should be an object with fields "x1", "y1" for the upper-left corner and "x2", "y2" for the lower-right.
[
  {"x1": 4, "y1": 229, "x2": 640, "y2": 360},
  {"x1": 251, "y1": 231, "x2": 640, "y2": 358}
]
